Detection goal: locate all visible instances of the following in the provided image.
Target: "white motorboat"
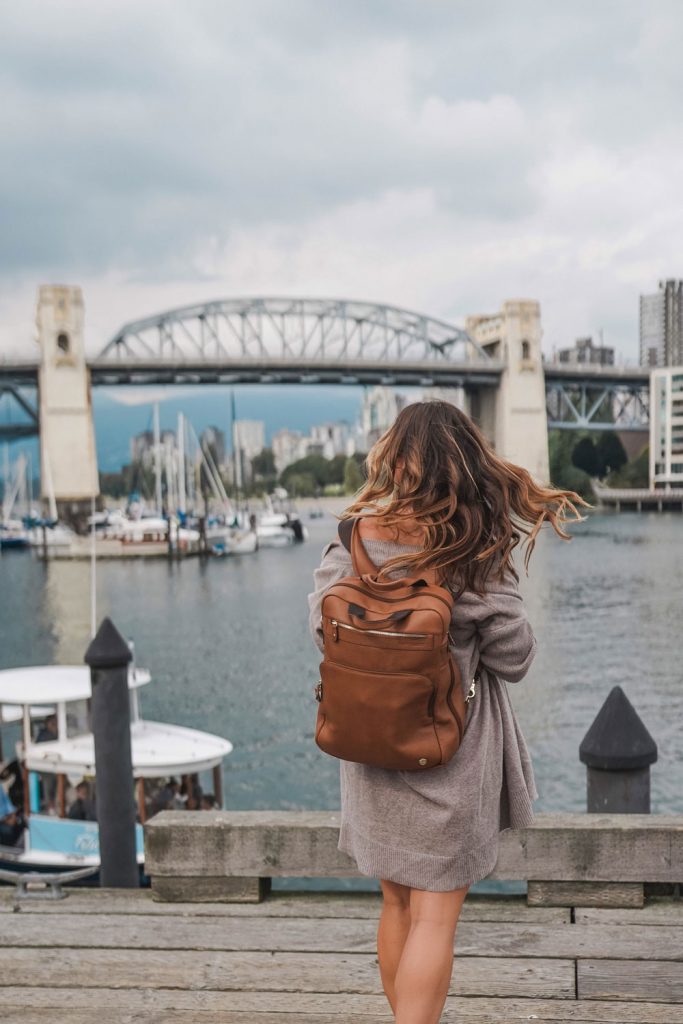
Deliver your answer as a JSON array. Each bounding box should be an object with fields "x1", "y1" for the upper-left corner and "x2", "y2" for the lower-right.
[
  {"x1": 256, "y1": 511, "x2": 308, "y2": 547},
  {"x1": 0, "y1": 663, "x2": 233, "y2": 876},
  {"x1": 26, "y1": 523, "x2": 76, "y2": 550},
  {"x1": 0, "y1": 519, "x2": 29, "y2": 550}
]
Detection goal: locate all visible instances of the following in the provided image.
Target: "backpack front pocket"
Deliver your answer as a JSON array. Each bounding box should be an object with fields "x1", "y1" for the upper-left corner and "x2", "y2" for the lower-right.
[{"x1": 316, "y1": 661, "x2": 442, "y2": 770}]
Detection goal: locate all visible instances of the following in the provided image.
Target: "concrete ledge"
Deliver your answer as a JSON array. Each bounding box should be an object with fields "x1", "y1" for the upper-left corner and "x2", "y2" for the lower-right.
[{"x1": 145, "y1": 811, "x2": 683, "y2": 886}]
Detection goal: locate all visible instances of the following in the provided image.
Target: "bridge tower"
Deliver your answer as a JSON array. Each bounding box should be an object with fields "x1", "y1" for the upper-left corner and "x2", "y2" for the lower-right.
[
  {"x1": 466, "y1": 299, "x2": 550, "y2": 483},
  {"x1": 37, "y1": 285, "x2": 99, "y2": 517}
]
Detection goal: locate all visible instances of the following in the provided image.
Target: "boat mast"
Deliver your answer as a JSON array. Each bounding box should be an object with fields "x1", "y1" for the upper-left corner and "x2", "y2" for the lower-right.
[
  {"x1": 153, "y1": 402, "x2": 162, "y2": 514},
  {"x1": 231, "y1": 389, "x2": 240, "y2": 515},
  {"x1": 90, "y1": 493, "x2": 97, "y2": 637},
  {"x1": 2, "y1": 442, "x2": 8, "y2": 521},
  {"x1": 177, "y1": 412, "x2": 186, "y2": 516}
]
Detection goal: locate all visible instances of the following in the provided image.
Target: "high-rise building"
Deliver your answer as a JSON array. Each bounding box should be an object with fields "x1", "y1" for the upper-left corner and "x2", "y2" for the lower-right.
[
  {"x1": 309, "y1": 422, "x2": 352, "y2": 460},
  {"x1": 272, "y1": 428, "x2": 308, "y2": 475},
  {"x1": 558, "y1": 336, "x2": 615, "y2": 366},
  {"x1": 360, "y1": 387, "x2": 408, "y2": 448},
  {"x1": 640, "y1": 280, "x2": 683, "y2": 367},
  {"x1": 650, "y1": 367, "x2": 683, "y2": 489},
  {"x1": 232, "y1": 419, "x2": 265, "y2": 488}
]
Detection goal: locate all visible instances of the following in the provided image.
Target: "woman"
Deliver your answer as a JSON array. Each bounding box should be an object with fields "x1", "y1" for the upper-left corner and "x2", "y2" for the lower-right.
[{"x1": 307, "y1": 400, "x2": 585, "y2": 1024}]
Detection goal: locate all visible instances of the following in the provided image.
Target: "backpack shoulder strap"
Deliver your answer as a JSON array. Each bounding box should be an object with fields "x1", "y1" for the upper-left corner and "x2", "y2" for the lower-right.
[
  {"x1": 339, "y1": 516, "x2": 447, "y2": 589},
  {"x1": 337, "y1": 516, "x2": 378, "y2": 576}
]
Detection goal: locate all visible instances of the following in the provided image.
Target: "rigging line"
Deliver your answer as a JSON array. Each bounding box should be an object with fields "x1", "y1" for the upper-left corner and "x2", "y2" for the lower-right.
[{"x1": 90, "y1": 493, "x2": 97, "y2": 638}]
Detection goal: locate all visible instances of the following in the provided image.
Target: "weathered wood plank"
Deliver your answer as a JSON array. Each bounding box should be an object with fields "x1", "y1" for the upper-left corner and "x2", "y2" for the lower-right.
[
  {"x1": 576, "y1": 900, "x2": 683, "y2": 926},
  {"x1": 144, "y1": 811, "x2": 683, "y2": 883},
  {"x1": 578, "y1": 959, "x2": 683, "y2": 1003},
  {"x1": 0, "y1": 1015, "x2": 389, "y2": 1024},
  {"x1": 528, "y1": 880, "x2": 644, "y2": 908},
  {"x1": 0, "y1": 989, "x2": 678, "y2": 1022},
  {"x1": 152, "y1": 874, "x2": 270, "y2": 902},
  {"x1": 4, "y1": 915, "x2": 683, "y2": 961},
  {"x1": 0, "y1": 888, "x2": 570, "y2": 922},
  {"x1": 0, "y1": 948, "x2": 575, "y2": 998}
]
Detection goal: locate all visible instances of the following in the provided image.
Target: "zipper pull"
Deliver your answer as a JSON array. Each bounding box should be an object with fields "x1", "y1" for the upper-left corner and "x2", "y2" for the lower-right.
[
  {"x1": 331, "y1": 619, "x2": 339, "y2": 641},
  {"x1": 465, "y1": 679, "x2": 476, "y2": 703}
]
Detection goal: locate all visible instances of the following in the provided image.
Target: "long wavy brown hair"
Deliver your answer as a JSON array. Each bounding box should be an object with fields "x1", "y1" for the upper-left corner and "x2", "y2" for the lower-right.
[{"x1": 341, "y1": 399, "x2": 587, "y2": 592}]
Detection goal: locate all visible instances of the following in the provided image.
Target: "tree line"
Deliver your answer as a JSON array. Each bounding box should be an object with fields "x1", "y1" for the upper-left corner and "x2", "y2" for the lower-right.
[{"x1": 100, "y1": 449, "x2": 368, "y2": 501}]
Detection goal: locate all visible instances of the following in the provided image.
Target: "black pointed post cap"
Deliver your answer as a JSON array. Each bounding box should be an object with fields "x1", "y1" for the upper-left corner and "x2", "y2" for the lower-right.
[
  {"x1": 579, "y1": 685, "x2": 657, "y2": 771},
  {"x1": 84, "y1": 617, "x2": 133, "y2": 669}
]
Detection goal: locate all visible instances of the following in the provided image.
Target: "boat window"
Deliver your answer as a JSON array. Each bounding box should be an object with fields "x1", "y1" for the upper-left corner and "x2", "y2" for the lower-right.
[{"x1": 66, "y1": 698, "x2": 91, "y2": 738}]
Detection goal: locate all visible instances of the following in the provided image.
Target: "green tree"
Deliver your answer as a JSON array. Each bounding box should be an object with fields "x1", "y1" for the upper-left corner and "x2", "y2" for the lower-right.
[
  {"x1": 343, "y1": 457, "x2": 363, "y2": 494},
  {"x1": 284, "y1": 471, "x2": 317, "y2": 497},
  {"x1": 607, "y1": 446, "x2": 649, "y2": 488},
  {"x1": 548, "y1": 431, "x2": 592, "y2": 498},
  {"x1": 280, "y1": 454, "x2": 329, "y2": 491},
  {"x1": 251, "y1": 448, "x2": 276, "y2": 479},
  {"x1": 326, "y1": 453, "x2": 347, "y2": 485},
  {"x1": 595, "y1": 432, "x2": 627, "y2": 477},
  {"x1": 571, "y1": 437, "x2": 599, "y2": 477}
]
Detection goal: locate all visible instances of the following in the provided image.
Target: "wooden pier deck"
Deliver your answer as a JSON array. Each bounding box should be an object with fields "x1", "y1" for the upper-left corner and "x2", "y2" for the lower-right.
[{"x1": 1, "y1": 885, "x2": 682, "y2": 1023}]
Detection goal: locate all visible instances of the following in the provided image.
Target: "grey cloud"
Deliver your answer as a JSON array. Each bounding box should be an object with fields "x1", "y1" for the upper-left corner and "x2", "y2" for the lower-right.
[{"x1": 0, "y1": 0, "x2": 681, "y2": 287}]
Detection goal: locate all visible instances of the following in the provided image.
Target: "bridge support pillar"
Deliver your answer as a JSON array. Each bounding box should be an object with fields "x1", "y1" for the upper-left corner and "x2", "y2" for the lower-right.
[
  {"x1": 37, "y1": 285, "x2": 99, "y2": 522},
  {"x1": 466, "y1": 299, "x2": 549, "y2": 482}
]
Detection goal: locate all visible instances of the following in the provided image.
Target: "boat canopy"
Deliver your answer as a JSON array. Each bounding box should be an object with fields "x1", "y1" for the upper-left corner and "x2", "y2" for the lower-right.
[
  {"x1": 0, "y1": 665, "x2": 151, "y2": 723},
  {"x1": 21, "y1": 719, "x2": 233, "y2": 777}
]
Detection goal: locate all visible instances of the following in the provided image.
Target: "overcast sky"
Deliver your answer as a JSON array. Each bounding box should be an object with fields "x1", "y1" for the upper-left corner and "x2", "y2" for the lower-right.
[{"x1": 1, "y1": 1, "x2": 681, "y2": 361}]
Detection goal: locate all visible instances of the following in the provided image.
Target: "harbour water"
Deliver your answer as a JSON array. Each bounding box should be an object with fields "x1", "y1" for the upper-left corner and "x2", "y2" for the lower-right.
[{"x1": 1, "y1": 510, "x2": 681, "y2": 821}]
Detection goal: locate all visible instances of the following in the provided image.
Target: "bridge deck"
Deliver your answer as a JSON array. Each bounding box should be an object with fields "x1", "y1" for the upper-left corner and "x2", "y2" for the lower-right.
[{"x1": 1, "y1": 886, "x2": 681, "y2": 1023}]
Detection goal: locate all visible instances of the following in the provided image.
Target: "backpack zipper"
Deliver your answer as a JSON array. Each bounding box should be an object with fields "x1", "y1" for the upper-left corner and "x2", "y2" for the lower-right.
[{"x1": 330, "y1": 618, "x2": 428, "y2": 641}]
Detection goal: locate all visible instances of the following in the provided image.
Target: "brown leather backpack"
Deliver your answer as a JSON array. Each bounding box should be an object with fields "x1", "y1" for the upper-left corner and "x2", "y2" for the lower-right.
[{"x1": 314, "y1": 516, "x2": 476, "y2": 771}]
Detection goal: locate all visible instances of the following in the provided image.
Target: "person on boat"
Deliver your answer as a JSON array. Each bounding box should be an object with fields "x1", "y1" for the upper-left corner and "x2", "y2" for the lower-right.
[
  {"x1": 199, "y1": 793, "x2": 217, "y2": 810},
  {"x1": 180, "y1": 777, "x2": 203, "y2": 810},
  {"x1": 152, "y1": 777, "x2": 184, "y2": 814},
  {"x1": 0, "y1": 758, "x2": 23, "y2": 812},
  {"x1": 307, "y1": 399, "x2": 584, "y2": 1024},
  {"x1": 0, "y1": 786, "x2": 24, "y2": 847},
  {"x1": 35, "y1": 713, "x2": 58, "y2": 743},
  {"x1": 67, "y1": 780, "x2": 97, "y2": 821},
  {"x1": 35, "y1": 713, "x2": 59, "y2": 812}
]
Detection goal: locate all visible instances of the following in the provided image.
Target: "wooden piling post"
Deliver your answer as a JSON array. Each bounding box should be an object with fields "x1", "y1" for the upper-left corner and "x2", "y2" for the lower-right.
[
  {"x1": 579, "y1": 685, "x2": 657, "y2": 814},
  {"x1": 85, "y1": 617, "x2": 139, "y2": 887}
]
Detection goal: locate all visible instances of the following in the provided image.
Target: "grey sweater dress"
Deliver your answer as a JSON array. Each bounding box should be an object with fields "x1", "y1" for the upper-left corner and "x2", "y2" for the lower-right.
[{"x1": 307, "y1": 533, "x2": 539, "y2": 892}]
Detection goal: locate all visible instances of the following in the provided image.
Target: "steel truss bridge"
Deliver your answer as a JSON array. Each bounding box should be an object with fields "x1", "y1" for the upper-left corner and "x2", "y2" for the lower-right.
[
  {"x1": 544, "y1": 365, "x2": 650, "y2": 432},
  {"x1": 0, "y1": 297, "x2": 650, "y2": 440}
]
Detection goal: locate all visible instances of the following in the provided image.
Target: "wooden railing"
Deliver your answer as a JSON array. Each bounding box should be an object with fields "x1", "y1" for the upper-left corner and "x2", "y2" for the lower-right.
[{"x1": 144, "y1": 810, "x2": 683, "y2": 906}]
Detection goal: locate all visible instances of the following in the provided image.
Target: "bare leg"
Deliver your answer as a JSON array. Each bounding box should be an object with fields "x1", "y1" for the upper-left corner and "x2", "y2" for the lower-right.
[
  {"x1": 377, "y1": 878, "x2": 412, "y2": 1014},
  {"x1": 394, "y1": 884, "x2": 469, "y2": 1024}
]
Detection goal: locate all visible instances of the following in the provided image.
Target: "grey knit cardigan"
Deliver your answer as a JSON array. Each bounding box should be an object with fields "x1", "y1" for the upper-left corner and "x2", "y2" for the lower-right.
[{"x1": 307, "y1": 533, "x2": 539, "y2": 891}]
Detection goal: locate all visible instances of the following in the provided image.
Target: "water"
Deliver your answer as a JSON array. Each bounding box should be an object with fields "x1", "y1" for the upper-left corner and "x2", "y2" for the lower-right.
[{"x1": 1, "y1": 511, "x2": 681, "y2": 832}]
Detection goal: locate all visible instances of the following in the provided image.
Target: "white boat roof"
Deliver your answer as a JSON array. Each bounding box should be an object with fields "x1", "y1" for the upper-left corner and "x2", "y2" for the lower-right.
[
  {"x1": 0, "y1": 664, "x2": 151, "y2": 711},
  {"x1": 22, "y1": 719, "x2": 233, "y2": 777}
]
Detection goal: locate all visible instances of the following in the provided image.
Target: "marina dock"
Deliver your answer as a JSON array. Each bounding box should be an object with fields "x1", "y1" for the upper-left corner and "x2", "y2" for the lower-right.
[
  {"x1": 1, "y1": 811, "x2": 681, "y2": 1022},
  {"x1": 592, "y1": 483, "x2": 683, "y2": 512},
  {"x1": 2, "y1": 885, "x2": 682, "y2": 1023}
]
